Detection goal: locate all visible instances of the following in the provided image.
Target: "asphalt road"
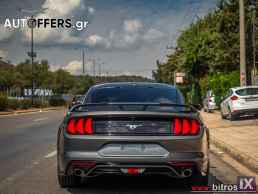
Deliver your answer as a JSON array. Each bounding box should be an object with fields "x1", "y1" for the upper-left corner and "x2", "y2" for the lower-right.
[{"x1": 0, "y1": 109, "x2": 254, "y2": 194}]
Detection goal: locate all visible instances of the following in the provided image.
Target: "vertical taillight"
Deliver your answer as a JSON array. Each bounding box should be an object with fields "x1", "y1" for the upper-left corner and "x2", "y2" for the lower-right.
[
  {"x1": 84, "y1": 118, "x2": 93, "y2": 134},
  {"x1": 174, "y1": 118, "x2": 182, "y2": 135},
  {"x1": 67, "y1": 119, "x2": 76, "y2": 134},
  {"x1": 182, "y1": 119, "x2": 191, "y2": 135},
  {"x1": 66, "y1": 118, "x2": 93, "y2": 135},
  {"x1": 172, "y1": 118, "x2": 200, "y2": 136}
]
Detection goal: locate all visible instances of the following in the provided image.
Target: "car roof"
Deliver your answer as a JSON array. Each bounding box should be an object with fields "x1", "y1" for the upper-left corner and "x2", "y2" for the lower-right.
[
  {"x1": 91, "y1": 82, "x2": 177, "y2": 89},
  {"x1": 231, "y1": 86, "x2": 258, "y2": 91}
]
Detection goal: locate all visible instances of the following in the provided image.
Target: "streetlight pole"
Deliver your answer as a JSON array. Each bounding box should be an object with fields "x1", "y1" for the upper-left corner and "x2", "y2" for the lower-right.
[
  {"x1": 82, "y1": 50, "x2": 85, "y2": 74},
  {"x1": 26, "y1": 16, "x2": 37, "y2": 105},
  {"x1": 20, "y1": 8, "x2": 47, "y2": 105},
  {"x1": 31, "y1": 16, "x2": 35, "y2": 105},
  {"x1": 239, "y1": 0, "x2": 247, "y2": 86}
]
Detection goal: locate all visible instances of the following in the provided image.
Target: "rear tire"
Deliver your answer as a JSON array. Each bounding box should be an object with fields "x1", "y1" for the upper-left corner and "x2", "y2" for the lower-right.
[
  {"x1": 192, "y1": 173, "x2": 209, "y2": 186},
  {"x1": 58, "y1": 174, "x2": 80, "y2": 188},
  {"x1": 228, "y1": 112, "x2": 237, "y2": 121},
  {"x1": 187, "y1": 161, "x2": 210, "y2": 187},
  {"x1": 221, "y1": 111, "x2": 226, "y2": 119}
]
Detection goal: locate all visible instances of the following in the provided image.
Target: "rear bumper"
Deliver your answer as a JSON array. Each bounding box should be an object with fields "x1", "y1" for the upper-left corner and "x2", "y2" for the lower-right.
[
  {"x1": 58, "y1": 132, "x2": 209, "y2": 178},
  {"x1": 65, "y1": 161, "x2": 202, "y2": 178},
  {"x1": 231, "y1": 108, "x2": 258, "y2": 116},
  {"x1": 62, "y1": 152, "x2": 207, "y2": 178},
  {"x1": 207, "y1": 103, "x2": 217, "y2": 110}
]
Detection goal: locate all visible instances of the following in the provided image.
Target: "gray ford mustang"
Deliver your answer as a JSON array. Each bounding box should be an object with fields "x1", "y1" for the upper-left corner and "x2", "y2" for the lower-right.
[{"x1": 57, "y1": 82, "x2": 210, "y2": 188}]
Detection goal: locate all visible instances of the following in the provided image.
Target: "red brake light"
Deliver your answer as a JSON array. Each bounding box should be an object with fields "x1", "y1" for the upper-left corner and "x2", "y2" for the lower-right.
[
  {"x1": 67, "y1": 118, "x2": 76, "y2": 134},
  {"x1": 84, "y1": 118, "x2": 93, "y2": 134},
  {"x1": 173, "y1": 118, "x2": 182, "y2": 135},
  {"x1": 76, "y1": 118, "x2": 84, "y2": 134},
  {"x1": 66, "y1": 118, "x2": 93, "y2": 135},
  {"x1": 182, "y1": 119, "x2": 191, "y2": 135},
  {"x1": 191, "y1": 119, "x2": 200, "y2": 135},
  {"x1": 230, "y1": 95, "x2": 238, "y2": 101},
  {"x1": 173, "y1": 118, "x2": 200, "y2": 136}
]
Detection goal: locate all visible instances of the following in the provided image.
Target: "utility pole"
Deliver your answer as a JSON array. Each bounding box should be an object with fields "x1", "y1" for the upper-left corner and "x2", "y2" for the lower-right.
[
  {"x1": 92, "y1": 59, "x2": 96, "y2": 78},
  {"x1": 82, "y1": 50, "x2": 85, "y2": 74},
  {"x1": 98, "y1": 63, "x2": 103, "y2": 76},
  {"x1": 239, "y1": 0, "x2": 247, "y2": 86},
  {"x1": 250, "y1": 0, "x2": 256, "y2": 85}
]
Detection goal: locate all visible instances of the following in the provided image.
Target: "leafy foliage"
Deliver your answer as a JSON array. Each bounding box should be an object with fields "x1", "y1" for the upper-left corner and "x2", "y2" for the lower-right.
[{"x1": 153, "y1": 0, "x2": 257, "y2": 104}]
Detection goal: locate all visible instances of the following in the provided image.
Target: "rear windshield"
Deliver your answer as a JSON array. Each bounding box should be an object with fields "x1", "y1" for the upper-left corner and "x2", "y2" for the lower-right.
[
  {"x1": 86, "y1": 85, "x2": 184, "y2": 104},
  {"x1": 236, "y1": 88, "x2": 258, "y2": 96}
]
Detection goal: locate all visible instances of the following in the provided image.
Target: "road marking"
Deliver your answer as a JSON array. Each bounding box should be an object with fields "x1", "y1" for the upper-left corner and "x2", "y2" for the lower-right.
[
  {"x1": 33, "y1": 117, "x2": 48, "y2": 122},
  {"x1": 0, "y1": 109, "x2": 62, "y2": 118},
  {"x1": 44, "y1": 150, "x2": 57, "y2": 158}
]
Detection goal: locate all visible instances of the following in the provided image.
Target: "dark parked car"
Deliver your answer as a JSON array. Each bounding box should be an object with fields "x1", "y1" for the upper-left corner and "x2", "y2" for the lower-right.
[
  {"x1": 68, "y1": 95, "x2": 84, "y2": 109},
  {"x1": 57, "y1": 82, "x2": 210, "y2": 187}
]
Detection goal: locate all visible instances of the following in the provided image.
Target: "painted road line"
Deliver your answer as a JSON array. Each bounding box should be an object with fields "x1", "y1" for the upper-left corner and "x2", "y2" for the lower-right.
[
  {"x1": 0, "y1": 108, "x2": 63, "y2": 118},
  {"x1": 44, "y1": 150, "x2": 57, "y2": 159},
  {"x1": 33, "y1": 117, "x2": 49, "y2": 122}
]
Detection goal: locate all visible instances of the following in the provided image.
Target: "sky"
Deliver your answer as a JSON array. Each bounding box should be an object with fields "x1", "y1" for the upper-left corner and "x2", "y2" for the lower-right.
[{"x1": 0, "y1": 0, "x2": 218, "y2": 78}]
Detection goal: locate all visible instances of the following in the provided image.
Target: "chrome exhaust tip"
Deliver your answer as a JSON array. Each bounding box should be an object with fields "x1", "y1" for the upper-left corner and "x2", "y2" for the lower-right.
[
  {"x1": 74, "y1": 169, "x2": 83, "y2": 176},
  {"x1": 182, "y1": 168, "x2": 192, "y2": 177}
]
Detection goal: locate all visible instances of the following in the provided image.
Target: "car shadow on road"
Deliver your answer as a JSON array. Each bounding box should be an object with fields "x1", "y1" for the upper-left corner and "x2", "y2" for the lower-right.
[
  {"x1": 66, "y1": 174, "x2": 219, "y2": 194},
  {"x1": 234, "y1": 115, "x2": 258, "y2": 121}
]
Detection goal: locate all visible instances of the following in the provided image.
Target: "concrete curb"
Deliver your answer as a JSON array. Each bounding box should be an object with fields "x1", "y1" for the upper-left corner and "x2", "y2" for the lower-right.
[
  {"x1": 211, "y1": 135, "x2": 258, "y2": 173},
  {"x1": 0, "y1": 107, "x2": 64, "y2": 116}
]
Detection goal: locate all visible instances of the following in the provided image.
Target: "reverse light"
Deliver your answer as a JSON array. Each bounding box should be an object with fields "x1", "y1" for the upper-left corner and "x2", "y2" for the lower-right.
[
  {"x1": 66, "y1": 118, "x2": 93, "y2": 135},
  {"x1": 172, "y1": 118, "x2": 200, "y2": 136}
]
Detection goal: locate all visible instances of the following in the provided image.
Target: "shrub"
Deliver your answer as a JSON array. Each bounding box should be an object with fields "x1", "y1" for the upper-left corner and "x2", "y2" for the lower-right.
[
  {"x1": 32, "y1": 99, "x2": 49, "y2": 108},
  {"x1": 19, "y1": 99, "x2": 32, "y2": 109},
  {"x1": 0, "y1": 93, "x2": 8, "y2": 111},
  {"x1": 200, "y1": 71, "x2": 240, "y2": 106},
  {"x1": 8, "y1": 99, "x2": 20, "y2": 110}
]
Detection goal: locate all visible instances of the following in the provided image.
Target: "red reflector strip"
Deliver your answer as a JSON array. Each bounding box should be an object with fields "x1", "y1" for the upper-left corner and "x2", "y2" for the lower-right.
[
  {"x1": 127, "y1": 168, "x2": 139, "y2": 174},
  {"x1": 71, "y1": 160, "x2": 96, "y2": 168},
  {"x1": 168, "y1": 161, "x2": 195, "y2": 167}
]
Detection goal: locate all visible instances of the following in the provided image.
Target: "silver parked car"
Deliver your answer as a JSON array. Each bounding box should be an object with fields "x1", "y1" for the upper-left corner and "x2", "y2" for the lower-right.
[
  {"x1": 57, "y1": 82, "x2": 210, "y2": 188},
  {"x1": 203, "y1": 90, "x2": 217, "y2": 112},
  {"x1": 220, "y1": 86, "x2": 258, "y2": 120}
]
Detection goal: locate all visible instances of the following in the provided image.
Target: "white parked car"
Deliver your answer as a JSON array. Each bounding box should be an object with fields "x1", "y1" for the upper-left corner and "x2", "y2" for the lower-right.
[
  {"x1": 203, "y1": 90, "x2": 217, "y2": 112},
  {"x1": 220, "y1": 86, "x2": 258, "y2": 120}
]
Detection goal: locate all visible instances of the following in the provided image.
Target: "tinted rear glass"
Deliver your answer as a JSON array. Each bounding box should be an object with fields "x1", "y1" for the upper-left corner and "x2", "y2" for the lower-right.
[
  {"x1": 236, "y1": 88, "x2": 258, "y2": 96},
  {"x1": 86, "y1": 85, "x2": 184, "y2": 104}
]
